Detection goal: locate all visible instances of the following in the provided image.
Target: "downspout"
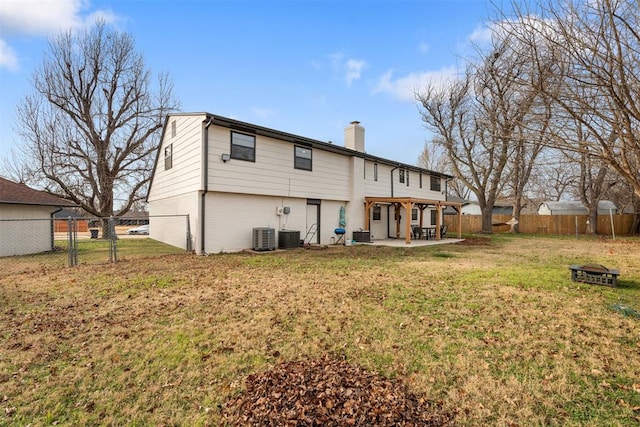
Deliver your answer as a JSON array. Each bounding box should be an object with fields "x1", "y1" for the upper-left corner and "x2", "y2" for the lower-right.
[
  {"x1": 50, "y1": 207, "x2": 63, "y2": 251},
  {"x1": 445, "y1": 178, "x2": 450, "y2": 201},
  {"x1": 390, "y1": 166, "x2": 399, "y2": 197},
  {"x1": 201, "y1": 117, "x2": 214, "y2": 254}
]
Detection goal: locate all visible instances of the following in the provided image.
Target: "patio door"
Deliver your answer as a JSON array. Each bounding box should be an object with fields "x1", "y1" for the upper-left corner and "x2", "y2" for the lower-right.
[{"x1": 306, "y1": 199, "x2": 320, "y2": 244}]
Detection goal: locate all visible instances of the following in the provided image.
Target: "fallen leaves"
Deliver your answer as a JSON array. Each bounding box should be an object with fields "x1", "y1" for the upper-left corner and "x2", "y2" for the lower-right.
[{"x1": 222, "y1": 355, "x2": 453, "y2": 426}]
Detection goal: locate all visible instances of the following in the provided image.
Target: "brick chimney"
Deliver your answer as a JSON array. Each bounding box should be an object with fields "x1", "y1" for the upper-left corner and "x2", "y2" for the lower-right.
[{"x1": 344, "y1": 121, "x2": 365, "y2": 152}]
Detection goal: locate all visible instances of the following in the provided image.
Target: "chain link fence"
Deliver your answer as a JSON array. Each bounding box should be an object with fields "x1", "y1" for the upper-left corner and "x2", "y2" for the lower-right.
[{"x1": 0, "y1": 215, "x2": 191, "y2": 277}]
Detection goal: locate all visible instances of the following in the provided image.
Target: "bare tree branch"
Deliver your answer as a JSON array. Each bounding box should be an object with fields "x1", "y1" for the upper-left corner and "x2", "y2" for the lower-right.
[{"x1": 14, "y1": 21, "x2": 179, "y2": 236}]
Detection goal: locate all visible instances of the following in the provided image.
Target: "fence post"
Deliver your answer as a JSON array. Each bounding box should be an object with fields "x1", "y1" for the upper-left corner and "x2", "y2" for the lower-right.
[
  {"x1": 67, "y1": 217, "x2": 73, "y2": 266},
  {"x1": 609, "y1": 209, "x2": 616, "y2": 240},
  {"x1": 67, "y1": 217, "x2": 78, "y2": 267},
  {"x1": 109, "y1": 216, "x2": 118, "y2": 262}
]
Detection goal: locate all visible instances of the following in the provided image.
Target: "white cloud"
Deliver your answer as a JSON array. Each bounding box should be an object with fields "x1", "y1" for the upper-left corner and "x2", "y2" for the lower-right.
[
  {"x1": 329, "y1": 52, "x2": 367, "y2": 86},
  {"x1": 373, "y1": 67, "x2": 460, "y2": 102},
  {"x1": 418, "y1": 42, "x2": 430, "y2": 54},
  {"x1": 344, "y1": 59, "x2": 366, "y2": 86},
  {"x1": 0, "y1": 0, "x2": 117, "y2": 69},
  {"x1": 0, "y1": 39, "x2": 18, "y2": 70},
  {"x1": 0, "y1": 0, "x2": 100, "y2": 34},
  {"x1": 468, "y1": 23, "x2": 493, "y2": 46}
]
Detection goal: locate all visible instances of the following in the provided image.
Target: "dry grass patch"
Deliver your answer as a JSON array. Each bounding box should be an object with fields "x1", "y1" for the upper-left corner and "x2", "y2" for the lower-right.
[{"x1": 1, "y1": 236, "x2": 639, "y2": 426}]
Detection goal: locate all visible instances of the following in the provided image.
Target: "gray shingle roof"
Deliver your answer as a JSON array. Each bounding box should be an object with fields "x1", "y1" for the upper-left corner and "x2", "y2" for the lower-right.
[{"x1": 0, "y1": 177, "x2": 76, "y2": 207}]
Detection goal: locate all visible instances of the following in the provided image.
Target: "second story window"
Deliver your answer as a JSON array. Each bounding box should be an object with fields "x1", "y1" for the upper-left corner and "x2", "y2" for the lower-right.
[
  {"x1": 231, "y1": 131, "x2": 255, "y2": 162},
  {"x1": 164, "y1": 144, "x2": 173, "y2": 170},
  {"x1": 294, "y1": 146, "x2": 312, "y2": 171},
  {"x1": 399, "y1": 169, "x2": 405, "y2": 184},
  {"x1": 430, "y1": 176, "x2": 441, "y2": 192},
  {"x1": 374, "y1": 163, "x2": 378, "y2": 181}
]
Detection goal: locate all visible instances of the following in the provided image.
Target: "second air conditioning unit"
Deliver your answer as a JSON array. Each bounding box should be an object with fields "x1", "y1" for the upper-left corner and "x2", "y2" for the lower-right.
[{"x1": 252, "y1": 227, "x2": 275, "y2": 251}]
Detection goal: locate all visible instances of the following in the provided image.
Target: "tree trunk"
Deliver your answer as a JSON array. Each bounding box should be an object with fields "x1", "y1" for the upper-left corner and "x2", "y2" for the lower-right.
[
  {"x1": 100, "y1": 218, "x2": 116, "y2": 240},
  {"x1": 630, "y1": 196, "x2": 640, "y2": 234},
  {"x1": 480, "y1": 210, "x2": 493, "y2": 234},
  {"x1": 512, "y1": 198, "x2": 523, "y2": 233},
  {"x1": 587, "y1": 206, "x2": 598, "y2": 235}
]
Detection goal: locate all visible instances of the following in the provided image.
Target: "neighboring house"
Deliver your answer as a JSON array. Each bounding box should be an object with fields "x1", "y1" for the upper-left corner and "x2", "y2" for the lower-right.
[
  {"x1": 147, "y1": 113, "x2": 460, "y2": 253},
  {"x1": 444, "y1": 197, "x2": 513, "y2": 216},
  {"x1": 538, "y1": 200, "x2": 618, "y2": 215},
  {"x1": 115, "y1": 211, "x2": 149, "y2": 226},
  {"x1": 460, "y1": 201, "x2": 513, "y2": 216},
  {"x1": 0, "y1": 177, "x2": 76, "y2": 256}
]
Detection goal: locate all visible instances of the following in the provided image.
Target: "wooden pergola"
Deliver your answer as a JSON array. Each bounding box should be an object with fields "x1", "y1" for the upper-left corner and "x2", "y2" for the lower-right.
[{"x1": 364, "y1": 197, "x2": 462, "y2": 244}]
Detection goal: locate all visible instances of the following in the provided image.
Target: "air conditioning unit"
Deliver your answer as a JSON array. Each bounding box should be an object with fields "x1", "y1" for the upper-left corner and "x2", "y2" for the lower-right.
[{"x1": 253, "y1": 227, "x2": 275, "y2": 251}]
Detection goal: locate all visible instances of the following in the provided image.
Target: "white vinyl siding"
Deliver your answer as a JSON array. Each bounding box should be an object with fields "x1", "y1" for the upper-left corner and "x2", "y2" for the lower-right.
[
  {"x1": 148, "y1": 114, "x2": 205, "y2": 202},
  {"x1": 207, "y1": 126, "x2": 351, "y2": 201},
  {"x1": 364, "y1": 161, "x2": 446, "y2": 200},
  {"x1": 363, "y1": 161, "x2": 392, "y2": 197}
]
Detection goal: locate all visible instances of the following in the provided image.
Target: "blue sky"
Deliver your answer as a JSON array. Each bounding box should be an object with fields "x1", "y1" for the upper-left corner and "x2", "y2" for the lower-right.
[{"x1": 0, "y1": 0, "x2": 500, "y2": 168}]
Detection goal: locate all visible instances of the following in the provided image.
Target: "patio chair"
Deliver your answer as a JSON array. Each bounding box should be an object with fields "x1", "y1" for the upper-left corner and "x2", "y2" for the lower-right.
[
  {"x1": 440, "y1": 224, "x2": 448, "y2": 238},
  {"x1": 411, "y1": 225, "x2": 423, "y2": 239}
]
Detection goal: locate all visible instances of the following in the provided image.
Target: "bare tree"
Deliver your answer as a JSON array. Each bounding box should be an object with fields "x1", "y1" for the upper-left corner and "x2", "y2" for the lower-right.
[
  {"x1": 416, "y1": 137, "x2": 471, "y2": 200},
  {"x1": 602, "y1": 178, "x2": 640, "y2": 233},
  {"x1": 14, "y1": 21, "x2": 178, "y2": 236},
  {"x1": 503, "y1": 0, "x2": 640, "y2": 203},
  {"x1": 418, "y1": 33, "x2": 548, "y2": 233},
  {"x1": 527, "y1": 151, "x2": 578, "y2": 203}
]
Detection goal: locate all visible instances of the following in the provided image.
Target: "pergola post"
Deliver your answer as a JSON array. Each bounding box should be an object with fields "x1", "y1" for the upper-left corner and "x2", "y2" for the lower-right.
[
  {"x1": 435, "y1": 203, "x2": 442, "y2": 240},
  {"x1": 404, "y1": 201, "x2": 413, "y2": 244},
  {"x1": 394, "y1": 203, "x2": 401, "y2": 239},
  {"x1": 364, "y1": 200, "x2": 374, "y2": 231}
]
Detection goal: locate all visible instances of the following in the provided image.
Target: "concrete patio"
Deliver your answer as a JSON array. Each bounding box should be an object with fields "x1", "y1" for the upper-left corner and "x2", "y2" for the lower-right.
[{"x1": 354, "y1": 238, "x2": 465, "y2": 247}]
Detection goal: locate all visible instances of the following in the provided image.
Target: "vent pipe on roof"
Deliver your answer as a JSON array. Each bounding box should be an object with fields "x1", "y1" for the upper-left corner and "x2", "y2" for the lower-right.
[{"x1": 344, "y1": 121, "x2": 365, "y2": 152}]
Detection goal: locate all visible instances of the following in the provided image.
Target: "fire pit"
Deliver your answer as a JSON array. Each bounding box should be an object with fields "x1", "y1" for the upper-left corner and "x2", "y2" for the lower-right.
[{"x1": 569, "y1": 264, "x2": 619, "y2": 287}]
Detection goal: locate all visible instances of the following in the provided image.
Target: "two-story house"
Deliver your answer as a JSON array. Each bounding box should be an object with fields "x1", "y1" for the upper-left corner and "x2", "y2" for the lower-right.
[{"x1": 147, "y1": 113, "x2": 461, "y2": 253}]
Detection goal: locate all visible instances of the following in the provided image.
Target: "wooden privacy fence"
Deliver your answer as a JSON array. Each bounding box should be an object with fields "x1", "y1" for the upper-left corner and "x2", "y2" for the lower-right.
[
  {"x1": 444, "y1": 214, "x2": 637, "y2": 236},
  {"x1": 54, "y1": 219, "x2": 89, "y2": 232}
]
